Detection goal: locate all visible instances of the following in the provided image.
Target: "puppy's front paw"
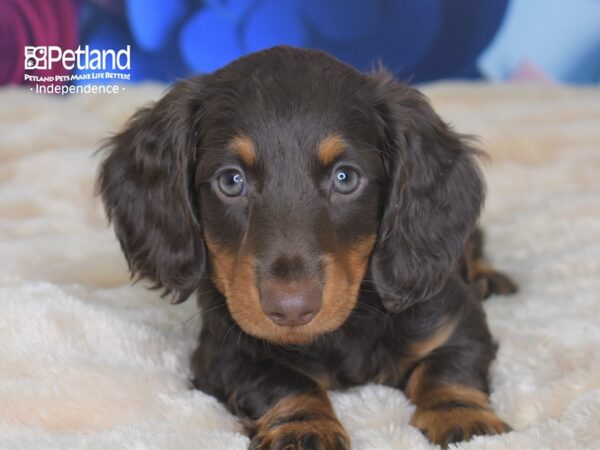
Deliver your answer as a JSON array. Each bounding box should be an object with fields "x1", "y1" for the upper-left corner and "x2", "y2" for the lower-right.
[
  {"x1": 249, "y1": 416, "x2": 349, "y2": 450},
  {"x1": 411, "y1": 407, "x2": 511, "y2": 448},
  {"x1": 249, "y1": 391, "x2": 350, "y2": 450}
]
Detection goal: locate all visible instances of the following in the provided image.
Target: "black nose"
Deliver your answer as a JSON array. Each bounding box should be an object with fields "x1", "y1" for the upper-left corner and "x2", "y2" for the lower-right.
[{"x1": 260, "y1": 281, "x2": 322, "y2": 327}]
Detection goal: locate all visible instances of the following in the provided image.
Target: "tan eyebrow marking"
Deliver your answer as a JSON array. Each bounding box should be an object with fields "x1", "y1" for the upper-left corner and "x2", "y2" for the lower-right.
[
  {"x1": 230, "y1": 135, "x2": 256, "y2": 167},
  {"x1": 318, "y1": 134, "x2": 346, "y2": 166}
]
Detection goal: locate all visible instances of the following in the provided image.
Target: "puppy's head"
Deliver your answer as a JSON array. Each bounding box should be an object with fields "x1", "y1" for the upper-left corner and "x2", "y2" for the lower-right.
[{"x1": 98, "y1": 47, "x2": 483, "y2": 344}]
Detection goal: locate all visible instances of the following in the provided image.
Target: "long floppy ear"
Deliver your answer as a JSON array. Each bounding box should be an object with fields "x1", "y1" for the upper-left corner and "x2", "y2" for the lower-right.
[
  {"x1": 97, "y1": 78, "x2": 207, "y2": 303},
  {"x1": 369, "y1": 70, "x2": 485, "y2": 312}
]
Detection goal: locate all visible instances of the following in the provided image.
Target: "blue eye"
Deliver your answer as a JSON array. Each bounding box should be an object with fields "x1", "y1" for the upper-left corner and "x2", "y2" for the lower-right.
[
  {"x1": 332, "y1": 167, "x2": 360, "y2": 194},
  {"x1": 218, "y1": 170, "x2": 246, "y2": 197}
]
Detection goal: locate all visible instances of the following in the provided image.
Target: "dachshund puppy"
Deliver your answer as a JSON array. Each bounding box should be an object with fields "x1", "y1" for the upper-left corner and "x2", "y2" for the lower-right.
[{"x1": 98, "y1": 46, "x2": 517, "y2": 449}]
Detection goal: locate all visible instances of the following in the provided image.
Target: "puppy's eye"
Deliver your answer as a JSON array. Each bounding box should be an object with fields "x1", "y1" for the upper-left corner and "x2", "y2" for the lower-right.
[
  {"x1": 332, "y1": 167, "x2": 360, "y2": 195},
  {"x1": 217, "y1": 170, "x2": 246, "y2": 197}
]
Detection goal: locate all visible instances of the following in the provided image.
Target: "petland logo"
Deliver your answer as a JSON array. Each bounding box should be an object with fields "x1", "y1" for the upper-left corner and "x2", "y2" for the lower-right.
[
  {"x1": 23, "y1": 45, "x2": 131, "y2": 95},
  {"x1": 24, "y1": 45, "x2": 130, "y2": 71}
]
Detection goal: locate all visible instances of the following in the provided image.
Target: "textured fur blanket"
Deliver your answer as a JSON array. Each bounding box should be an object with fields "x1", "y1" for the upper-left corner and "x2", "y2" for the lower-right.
[{"x1": 1, "y1": 83, "x2": 599, "y2": 449}]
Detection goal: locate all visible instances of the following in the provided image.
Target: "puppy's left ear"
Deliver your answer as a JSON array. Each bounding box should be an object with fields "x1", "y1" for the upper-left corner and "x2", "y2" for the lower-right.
[{"x1": 369, "y1": 71, "x2": 485, "y2": 312}]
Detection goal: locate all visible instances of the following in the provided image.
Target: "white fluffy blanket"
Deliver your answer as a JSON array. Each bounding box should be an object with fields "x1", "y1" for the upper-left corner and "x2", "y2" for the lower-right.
[{"x1": 1, "y1": 83, "x2": 599, "y2": 450}]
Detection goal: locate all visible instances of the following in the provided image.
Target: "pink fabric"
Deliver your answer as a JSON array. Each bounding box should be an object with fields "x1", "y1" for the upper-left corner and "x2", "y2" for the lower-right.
[
  {"x1": 508, "y1": 60, "x2": 555, "y2": 84},
  {"x1": 0, "y1": 0, "x2": 79, "y2": 85}
]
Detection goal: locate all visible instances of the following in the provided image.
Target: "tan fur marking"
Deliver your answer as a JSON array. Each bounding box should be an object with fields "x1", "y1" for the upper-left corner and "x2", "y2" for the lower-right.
[
  {"x1": 408, "y1": 320, "x2": 457, "y2": 361},
  {"x1": 411, "y1": 406, "x2": 510, "y2": 446},
  {"x1": 308, "y1": 372, "x2": 337, "y2": 391},
  {"x1": 205, "y1": 237, "x2": 236, "y2": 297},
  {"x1": 318, "y1": 134, "x2": 345, "y2": 166},
  {"x1": 254, "y1": 392, "x2": 349, "y2": 449},
  {"x1": 462, "y1": 235, "x2": 517, "y2": 297},
  {"x1": 256, "y1": 392, "x2": 334, "y2": 427},
  {"x1": 406, "y1": 376, "x2": 509, "y2": 446},
  {"x1": 404, "y1": 363, "x2": 428, "y2": 401},
  {"x1": 314, "y1": 376, "x2": 336, "y2": 391},
  {"x1": 320, "y1": 235, "x2": 377, "y2": 333},
  {"x1": 473, "y1": 259, "x2": 518, "y2": 295},
  {"x1": 473, "y1": 259, "x2": 494, "y2": 275},
  {"x1": 205, "y1": 236, "x2": 269, "y2": 329},
  {"x1": 205, "y1": 233, "x2": 376, "y2": 345},
  {"x1": 231, "y1": 135, "x2": 256, "y2": 167},
  {"x1": 412, "y1": 384, "x2": 491, "y2": 410},
  {"x1": 375, "y1": 320, "x2": 458, "y2": 385}
]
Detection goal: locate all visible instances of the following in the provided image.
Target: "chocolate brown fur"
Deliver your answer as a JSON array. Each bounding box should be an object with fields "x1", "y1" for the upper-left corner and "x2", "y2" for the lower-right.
[{"x1": 98, "y1": 46, "x2": 517, "y2": 449}]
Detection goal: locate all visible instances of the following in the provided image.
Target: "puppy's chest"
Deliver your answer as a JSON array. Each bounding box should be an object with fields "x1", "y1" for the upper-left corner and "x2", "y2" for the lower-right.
[{"x1": 284, "y1": 333, "x2": 412, "y2": 390}]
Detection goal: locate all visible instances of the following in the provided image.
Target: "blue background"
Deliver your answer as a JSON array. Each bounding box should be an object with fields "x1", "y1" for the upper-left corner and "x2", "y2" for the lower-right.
[{"x1": 4, "y1": 0, "x2": 600, "y2": 86}]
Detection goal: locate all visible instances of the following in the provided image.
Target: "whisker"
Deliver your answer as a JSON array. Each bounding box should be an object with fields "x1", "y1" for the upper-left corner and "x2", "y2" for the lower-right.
[
  {"x1": 219, "y1": 323, "x2": 238, "y2": 354},
  {"x1": 180, "y1": 300, "x2": 227, "y2": 328},
  {"x1": 182, "y1": 310, "x2": 203, "y2": 329}
]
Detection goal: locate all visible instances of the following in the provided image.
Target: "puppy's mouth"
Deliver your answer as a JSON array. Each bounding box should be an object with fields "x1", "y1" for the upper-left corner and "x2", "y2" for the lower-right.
[{"x1": 233, "y1": 301, "x2": 351, "y2": 346}]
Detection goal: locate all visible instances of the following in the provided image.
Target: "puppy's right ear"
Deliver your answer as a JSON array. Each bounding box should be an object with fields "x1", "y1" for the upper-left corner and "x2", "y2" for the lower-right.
[{"x1": 97, "y1": 78, "x2": 207, "y2": 303}]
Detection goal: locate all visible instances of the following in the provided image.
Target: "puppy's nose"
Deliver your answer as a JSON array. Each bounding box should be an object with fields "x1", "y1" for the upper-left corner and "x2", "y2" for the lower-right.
[{"x1": 260, "y1": 281, "x2": 322, "y2": 327}]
